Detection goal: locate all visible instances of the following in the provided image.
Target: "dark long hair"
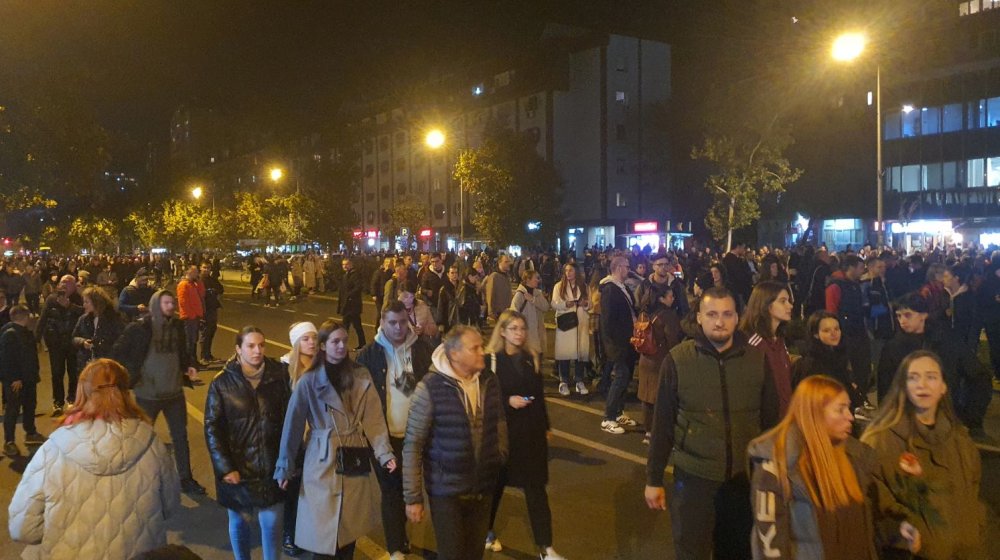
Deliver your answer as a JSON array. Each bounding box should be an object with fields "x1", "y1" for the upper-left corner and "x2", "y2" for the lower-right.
[
  {"x1": 310, "y1": 319, "x2": 353, "y2": 394},
  {"x1": 739, "y1": 280, "x2": 790, "y2": 340}
]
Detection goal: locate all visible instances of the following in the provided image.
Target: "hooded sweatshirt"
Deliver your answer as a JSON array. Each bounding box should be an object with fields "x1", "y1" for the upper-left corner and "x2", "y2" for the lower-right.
[
  {"x1": 135, "y1": 290, "x2": 182, "y2": 400},
  {"x1": 8, "y1": 418, "x2": 180, "y2": 560},
  {"x1": 375, "y1": 327, "x2": 420, "y2": 437}
]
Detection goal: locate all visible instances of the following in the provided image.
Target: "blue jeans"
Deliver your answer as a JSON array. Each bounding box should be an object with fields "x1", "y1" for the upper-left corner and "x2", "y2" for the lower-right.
[
  {"x1": 228, "y1": 503, "x2": 283, "y2": 560},
  {"x1": 604, "y1": 350, "x2": 637, "y2": 421},
  {"x1": 556, "y1": 360, "x2": 587, "y2": 384}
]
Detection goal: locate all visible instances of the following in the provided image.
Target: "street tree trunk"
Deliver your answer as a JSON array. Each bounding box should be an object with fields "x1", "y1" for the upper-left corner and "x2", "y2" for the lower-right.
[{"x1": 726, "y1": 196, "x2": 735, "y2": 253}]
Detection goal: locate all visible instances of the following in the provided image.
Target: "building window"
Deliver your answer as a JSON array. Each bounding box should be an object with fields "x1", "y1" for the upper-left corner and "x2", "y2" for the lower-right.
[
  {"x1": 397, "y1": 182, "x2": 407, "y2": 195},
  {"x1": 968, "y1": 100, "x2": 987, "y2": 129},
  {"x1": 616, "y1": 56, "x2": 627, "y2": 72},
  {"x1": 395, "y1": 131, "x2": 406, "y2": 146},
  {"x1": 433, "y1": 178, "x2": 442, "y2": 191},
  {"x1": 416, "y1": 180, "x2": 426, "y2": 193},
  {"x1": 884, "y1": 111, "x2": 901, "y2": 140},
  {"x1": 365, "y1": 192, "x2": 375, "y2": 202},
  {"x1": 381, "y1": 185, "x2": 390, "y2": 199},
  {"x1": 364, "y1": 139, "x2": 373, "y2": 154},
  {"x1": 380, "y1": 160, "x2": 390, "y2": 173},
  {"x1": 942, "y1": 103, "x2": 962, "y2": 132},
  {"x1": 433, "y1": 203, "x2": 446, "y2": 219},
  {"x1": 525, "y1": 95, "x2": 538, "y2": 118},
  {"x1": 900, "y1": 109, "x2": 920, "y2": 137},
  {"x1": 901, "y1": 165, "x2": 921, "y2": 192},
  {"x1": 920, "y1": 107, "x2": 940, "y2": 135},
  {"x1": 396, "y1": 158, "x2": 406, "y2": 171},
  {"x1": 453, "y1": 202, "x2": 461, "y2": 216},
  {"x1": 616, "y1": 124, "x2": 627, "y2": 141},
  {"x1": 366, "y1": 211, "x2": 375, "y2": 224},
  {"x1": 494, "y1": 71, "x2": 511, "y2": 87},
  {"x1": 943, "y1": 161, "x2": 960, "y2": 189},
  {"x1": 526, "y1": 127, "x2": 541, "y2": 144},
  {"x1": 381, "y1": 210, "x2": 390, "y2": 224},
  {"x1": 364, "y1": 164, "x2": 374, "y2": 178},
  {"x1": 968, "y1": 158, "x2": 986, "y2": 187},
  {"x1": 616, "y1": 158, "x2": 627, "y2": 174},
  {"x1": 616, "y1": 91, "x2": 628, "y2": 104},
  {"x1": 923, "y1": 163, "x2": 942, "y2": 190},
  {"x1": 413, "y1": 154, "x2": 424, "y2": 168},
  {"x1": 615, "y1": 192, "x2": 626, "y2": 207},
  {"x1": 988, "y1": 96, "x2": 1000, "y2": 127},
  {"x1": 379, "y1": 136, "x2": 389, "y2": 150},
  {"x1": 989, "y1": 157, "x2": 1000, "y2": 187}
]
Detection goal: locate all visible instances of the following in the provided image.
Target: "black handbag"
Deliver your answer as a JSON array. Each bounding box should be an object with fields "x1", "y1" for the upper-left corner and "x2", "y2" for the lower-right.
[
  {"x1": 335, "y1": 446, "x2": 373, "y2": 476},
  {"x1": 556, "y1": 311, "x2": 579, "y2": 331}
]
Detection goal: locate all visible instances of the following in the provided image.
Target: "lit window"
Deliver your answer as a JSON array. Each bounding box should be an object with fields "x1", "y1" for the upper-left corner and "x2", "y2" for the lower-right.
[
  {"x1": 920, "y1": 107, "x2": 940, "y2": 135},
  {"x1": 988, "y1": 96, "x2": 1000, "y2": 127},
  {"x1": 901, "y1": 165, "x2": 921, "y2": 192},
  {"x1": 884, "y1": 111, "x2": 901, "y2": 140},
  {"x1": 968, "y1": 158, "x2": 986, "y2": 188},
  {"x1": 901, "y1": 108, "x2": 920, "y2": 137},
  {"x1": 942, "y1": 104, "x2": 962, "y2": 132},
  {"x1": 616, "y1": 91, "x2": 627, "y2": 104},
  {"x1": 988, "y1": 157, "x2": 1000, "y2": 187},
  {"x1": 615, "y1": 192, "x2": 626, "y2": 207}
]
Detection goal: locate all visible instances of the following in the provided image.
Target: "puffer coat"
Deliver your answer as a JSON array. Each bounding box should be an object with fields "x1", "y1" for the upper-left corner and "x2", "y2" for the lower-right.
[
  {"x1": 204, "y1": 357, "x2": 291, "y2": 511},
  {"x1": 8, "y1": 418, "x2": 180, "y2": 560}
]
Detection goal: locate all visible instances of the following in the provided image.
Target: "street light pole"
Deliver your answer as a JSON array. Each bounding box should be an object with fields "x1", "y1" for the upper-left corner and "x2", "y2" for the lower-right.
[
  {"x1": 876, "y1": 64, "x2": 884, "y2": 248},
  {"x1": 459, "y1": 175, "x2": 464, "y2": 247}
]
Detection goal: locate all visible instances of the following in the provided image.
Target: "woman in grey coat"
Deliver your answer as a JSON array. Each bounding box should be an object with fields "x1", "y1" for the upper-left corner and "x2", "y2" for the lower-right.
[{"x1": 275, "y1": 320, "x2": 396, "y2": 559}]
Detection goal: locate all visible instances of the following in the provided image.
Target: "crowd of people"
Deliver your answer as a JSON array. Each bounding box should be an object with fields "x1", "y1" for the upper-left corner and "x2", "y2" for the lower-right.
[{"x1": 2, "y1": 239, "x2": 998, "y2": 559}]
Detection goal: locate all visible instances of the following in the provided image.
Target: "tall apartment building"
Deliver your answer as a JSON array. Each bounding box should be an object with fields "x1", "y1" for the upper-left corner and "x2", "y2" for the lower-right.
[
  {"x1": 350, "y1": 28, "x2": 673, "y2": 253},
  {"x1": 881, "y1": 1, "x2": 1000, "y2": 250}
]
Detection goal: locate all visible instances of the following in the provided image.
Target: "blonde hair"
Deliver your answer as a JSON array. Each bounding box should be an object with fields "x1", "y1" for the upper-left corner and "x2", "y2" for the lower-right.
[
  {"x1": 753, "y1": 375, "x2": 863, "y2": 511},
  {"x1": 485, "y1": 310, "x2": 540, "y2": 371},
  {"x1": 63, "y1": 359, "x2": 149, "y2": 425}
]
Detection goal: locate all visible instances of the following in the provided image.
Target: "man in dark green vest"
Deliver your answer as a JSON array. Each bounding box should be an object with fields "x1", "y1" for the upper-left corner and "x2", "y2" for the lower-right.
[{"x1": 644, "y1": 286, "x2": 779, "y2": 560}]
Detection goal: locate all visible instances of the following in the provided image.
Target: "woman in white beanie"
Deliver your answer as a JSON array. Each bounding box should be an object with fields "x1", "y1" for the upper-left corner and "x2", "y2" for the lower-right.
[{"x1": 279, "y1": 321, "x2": 317, "y2": 556}]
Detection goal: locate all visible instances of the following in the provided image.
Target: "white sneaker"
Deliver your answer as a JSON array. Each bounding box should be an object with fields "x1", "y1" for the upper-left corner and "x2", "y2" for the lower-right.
[
  {"x1": 558, "y1": 382, "x2": 570, "y2": 396},
  {"x1": 575, "y1": 381, "x2": 589, "y2": 395},
  {"x1": 601, "y1": 420, "x2": 625, "y2": 434},
  {"x1": 615, "y1": 414, "x2": 638, "y2": 427},
  {"x1": 541, "y1": 547, "x2": 567, "y2": 560},
  {"x1": 485, "y1": 532, "x2": 502, "y2": 552},
  {"x1": 390, "y1": 553, "x2": 407, "y2": 560}
]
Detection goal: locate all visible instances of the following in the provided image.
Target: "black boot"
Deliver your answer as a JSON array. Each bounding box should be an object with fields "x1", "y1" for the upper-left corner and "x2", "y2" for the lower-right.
[{"x1": 282, "y1": 533, "x2": 302, "y2": 557}]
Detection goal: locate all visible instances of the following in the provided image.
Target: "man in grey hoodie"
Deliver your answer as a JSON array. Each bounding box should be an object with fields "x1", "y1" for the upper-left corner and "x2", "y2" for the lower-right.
[
  {"x1": 112, "y1": 289, "x2": 206, "y2": 494},
  {"x1": 402, "y1": 325, "x2": 508, "y2": 560}
]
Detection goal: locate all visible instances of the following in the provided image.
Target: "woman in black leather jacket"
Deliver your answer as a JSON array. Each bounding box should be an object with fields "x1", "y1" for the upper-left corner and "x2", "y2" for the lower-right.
[
  {"x1": 72, "y1": 287, "x2": 125, "y2": 368},
  {"x1": 204, "y1": 326, "x2": 291, "y2": 560}
]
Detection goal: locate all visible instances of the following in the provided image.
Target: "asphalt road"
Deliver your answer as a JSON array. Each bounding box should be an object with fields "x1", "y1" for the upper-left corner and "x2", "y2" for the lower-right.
[{"x1": 2, "y1": 271, "x2": 1000, "y2": 559}]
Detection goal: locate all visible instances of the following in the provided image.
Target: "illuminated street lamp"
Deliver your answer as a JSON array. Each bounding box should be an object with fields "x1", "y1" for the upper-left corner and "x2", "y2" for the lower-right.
[
  {"x1": 425, "y1": 129, "x2": 445, "y2": 149},
  {"x1": 191, "y1": 186, "x2": 203, "y2": 200},
  {"x1": 832, "y1": 32, "x2": 885, "y2": 247},
  {"x1": 269, "y1": 167, "x2": 284, "y2": 182},
  {"x1": 425, "y1": 129, "x2": 465, "y2": 246}
]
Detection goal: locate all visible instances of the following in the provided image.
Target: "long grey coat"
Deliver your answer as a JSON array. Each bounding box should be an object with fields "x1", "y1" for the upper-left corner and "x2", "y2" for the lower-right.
[{"x1": 274, "y1": 362, "x2": 394, "y2": 555}]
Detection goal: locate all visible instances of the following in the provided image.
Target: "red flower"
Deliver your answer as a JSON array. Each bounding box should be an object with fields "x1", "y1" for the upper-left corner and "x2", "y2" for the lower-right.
[{"x1": 899, "y1": 452, "x2": 923, "y2": 477}]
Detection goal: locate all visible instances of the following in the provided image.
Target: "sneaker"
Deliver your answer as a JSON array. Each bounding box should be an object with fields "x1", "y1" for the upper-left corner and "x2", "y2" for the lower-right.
[
  {"x1": 575, "y1": 382, "x2": 589, "y2": 395},
  {"x1": 642, "y1": 432, "x2": 651, "y2": 445},
  {"x1": 24, "y1": 432, "x2": 46, "y2": 445},
  {"x1": 4, "y1": 441, "x2": 20, "y2": 456},
  {"x1": 601, "y1": 420, "x2": 625, "y2": 434},
  {"x1": 558, "y1": 382, "x2": 570, "y2": 396},
  {"x1": 282, "y1": 533, "x2": 303, "y2": 557},
  {"x1": 51, "y1": 405, "x2": 63, "y2": 417},
  {"x1": 389, "y1": 553, "x2": 406, "y2": 560},
  {"x1": 615, "y1": 414, "x2": 638, "y2": 427},
  {"x1": 541, "y1": 547, "x2": 567, "y2": 560},
  {"x1": 485, "y1": 532, "x2": 503, "y2": 552},
  {"x1": 862, "y1": 399, "x2": 877, "y2": 412},
  {"x1": 180, "y1": 478, "x2": 207, "y2": 495}
]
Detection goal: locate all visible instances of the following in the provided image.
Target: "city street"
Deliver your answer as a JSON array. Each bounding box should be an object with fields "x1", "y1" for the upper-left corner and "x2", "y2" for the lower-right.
[{"x1": 2, "y1": 271, "x2": 1000, "y2": 559}]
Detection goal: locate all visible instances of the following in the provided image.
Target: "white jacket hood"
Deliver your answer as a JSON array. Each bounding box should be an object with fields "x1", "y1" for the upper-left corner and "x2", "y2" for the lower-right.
[
  {"x1": 431, "y1": 344, "x2": 482, "y2": 418},
  {"x1": 49, "y1": 418, "x2": 156, "y2": 476}
]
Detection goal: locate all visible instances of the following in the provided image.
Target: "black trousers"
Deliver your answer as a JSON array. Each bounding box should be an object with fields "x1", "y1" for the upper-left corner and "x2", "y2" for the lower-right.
[
  {"x1": 374, "y1": 436, "x2": 408, "y2": 553},
  {"x1": 488, "y1": 468, "x2": 553, "y2": 548},
  {"x1": 341, "y1": 313, "x2": 366, "y2": 347},
  {"x1": 844, "y1": 331, "x2": 872, "y2": 392},
  {"x1": 670, "y1": 469, "x2": 752, "y2": 560},
  {"x1": 199, "y1": 318, "x2": 218, "y2": 361},
  {"x1": 3, "y1": 381, "x2": 37, "y2": 442},
  {"x1": 984, "y1": 320, "x2": 1000, "y2": 380},
  {"x1": 136, "y1": 395, "x2": 194, "y2": 480},
  {"x1": 48, "y1": 341, "x2": 78, "y2": 407},
  {"x1": 429, "y1": 494, "x2": 492, "y2": 560}
]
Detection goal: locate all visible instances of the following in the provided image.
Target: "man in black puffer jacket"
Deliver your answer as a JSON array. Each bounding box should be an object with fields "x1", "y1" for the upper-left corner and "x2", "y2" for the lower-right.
[
  {"x1": 402, "y1": 325, "x2": 508, "y2": 560},
  {"x1": 204, "y1": 326, "x2": 291, "y2": 559}
]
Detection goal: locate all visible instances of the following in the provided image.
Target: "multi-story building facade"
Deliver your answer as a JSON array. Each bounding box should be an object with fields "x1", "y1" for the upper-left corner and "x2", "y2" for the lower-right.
[
  {"x1": 350, "y1": 28, "x2": 673, "y2": 253},
  {"x1": 881, "y1": 1, "x2": 1000, "y2": 251}
]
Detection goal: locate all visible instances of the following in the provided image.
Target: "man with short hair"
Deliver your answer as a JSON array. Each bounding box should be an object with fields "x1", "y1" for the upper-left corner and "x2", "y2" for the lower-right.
[
  {"x1": 199, "y1": 263, "x2": 224, "y2": 363},
  {"x1": 357, "y1": 301, "x2": 434, "y2": 559},
  {"x1": 338, "y1": 257, "x2": 366, "y2": 351},
  {"x1": 421, "y1": 254, "x2": 446, "y2": 319},
  {"x1": 722, "y1": 242, "x2": 753, "y2": 307},
  {"x1": 371, "y1": 257, "x2": 395, "y2": 328},
  {"x1": 600, "y1": 256, "x2": 639, "y2": 434},
  {"x1": 177, "y1": 265, "x2": 206, "y2": 367},
  {"x1": 384, "y1": 262, "x2": 414, "y2": 311},
  {"x1": 635, "y1": 253, "x2": 689, "y2": 317},
  {"x1": 826, "y1": 255, "x2": 871, "y2": 396},
  {"x1": 2, "y1": 305, "x2": 43, "y2": 456},
  {"x1": 36, "y1": 276, "x2": 84, "y2": 416},
  {"x1": 403, "y1": 326, "x2": 508, "y2": 560},
  {"x1": 645, "y1": 287, "x2": 778, "y2": 560},
  {"x1": 485, "y1": 255, "x2": 513, "y2": 320}
]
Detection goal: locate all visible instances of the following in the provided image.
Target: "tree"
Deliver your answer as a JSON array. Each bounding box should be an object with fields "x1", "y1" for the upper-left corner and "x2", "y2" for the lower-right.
[
  {"x1": 68, "y1": 216, "x2": 118, "y2": 253},
  {"x1": 388, "y1": 195, "x2": 428, "y2": 246},
  {"x1": 692, "y1": 111, "x2": 803, "y2": 251},
  {"x1": 158, "y1": 200, "x2": 222, "y2": 252},
  {"x1": 452, "y1": 121, "x2": 563, "y2": 248},
  {"x1": 125, "y1": 212, "x2": 158, "y2": 251}
]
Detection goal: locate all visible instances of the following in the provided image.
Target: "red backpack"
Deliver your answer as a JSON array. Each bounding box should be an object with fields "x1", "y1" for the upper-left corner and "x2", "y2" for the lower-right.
[{"x1": 630, "y1": 313, "x2": 660, "y2": 355}]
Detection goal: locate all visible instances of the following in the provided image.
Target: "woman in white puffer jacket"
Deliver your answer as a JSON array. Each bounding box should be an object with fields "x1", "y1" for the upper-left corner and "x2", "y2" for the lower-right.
[{"x1": 8, "y1": 358, "x2": 181, "y2": 560}]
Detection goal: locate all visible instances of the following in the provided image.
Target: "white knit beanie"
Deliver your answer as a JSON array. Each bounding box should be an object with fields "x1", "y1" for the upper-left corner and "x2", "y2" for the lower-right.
[{"x1": 288, "y1": 321, "x2": 318, "y2": 348}]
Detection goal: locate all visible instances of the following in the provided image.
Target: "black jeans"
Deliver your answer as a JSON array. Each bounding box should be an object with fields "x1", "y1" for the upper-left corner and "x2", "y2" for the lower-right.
[
  {"x1": 984, "y1": 320, "x2": 1000, "y2": 380},
  {"x1": 374, "y1": 436, "x2": 407, "y2": 553},
  {"x1": 183, "y1": 319, "x2": 200, "y2": 364},
  {"x1": 312, "y1": 541, "x2": 355, "y2": 560},
  {"x1": 843, "y1": 331, "x2": 872, "y2": 392},
  {"x1": 48, "y1": 341, "x2": 78, "y2": 407},
  {"x1": 670, "y1": 469, "x2": 752, "y2": 560},
  {"x1": 137, "y1": 395, "x2": 193, "y2": 480},
  {"x1": 3, "y1": 381, "x2": 37, "y2": 442},
  {"x1": 341, "y1": 313, "x2": 366, "y2": 347},
  {"x1": 488, "y1": 468, "x2": 553, "y2": 548},
  {"x1": 429, "y1": 494, "x2": 492, "y2": 560},
  {"x1": 199, "y1": 318, "x2": 218, "y2": 361},
  {"x1": 24, "y1": 293, "x2": 39, "y2": 315}
]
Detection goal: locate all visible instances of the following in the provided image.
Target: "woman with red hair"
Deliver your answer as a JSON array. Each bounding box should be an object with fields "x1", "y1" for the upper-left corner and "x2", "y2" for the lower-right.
[
  {"x1": 8, "y1": 359, "x2": 180, "y2": 560},
  {"x1": 747, "y1": 375, "x2": 910, "y2": 559}
]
